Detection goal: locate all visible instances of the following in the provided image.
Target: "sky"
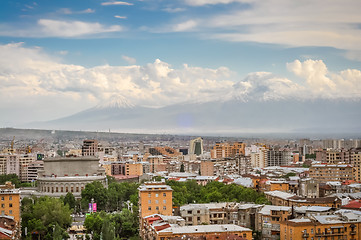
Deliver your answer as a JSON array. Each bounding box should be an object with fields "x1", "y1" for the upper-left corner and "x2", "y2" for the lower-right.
[{"x1": 0, "y1": 0, "x2": 361, "y2": 127}]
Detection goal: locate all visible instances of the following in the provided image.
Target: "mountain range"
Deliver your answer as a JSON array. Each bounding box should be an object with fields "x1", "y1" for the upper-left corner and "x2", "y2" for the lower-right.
[{"x1": 24, "y1": 96, "x2": 361, "y2": 137}]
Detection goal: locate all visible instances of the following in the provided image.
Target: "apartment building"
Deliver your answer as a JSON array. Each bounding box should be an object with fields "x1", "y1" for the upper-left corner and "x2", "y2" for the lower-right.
[
  {"x1": 351, "y1": 152, "x2": 361, "y2": 182},
  {"x1": 142, "y1": 214, "x2": 253, "y2": 240},
  {"x1": 0, "y1": 182, "x2": 20, "y2": 223},
  {"x1": 211, "y1": 142, "x2": 246, "y2": 159},
  {"x1": 138, "y1": 182, "x2": 173, "y2": 218},
  {"x1": 309, "y1": 164, "x2": 354, "y2": 183},
  {"x1": 280, "y1": 212, "x2": 361, "y2": 240}
]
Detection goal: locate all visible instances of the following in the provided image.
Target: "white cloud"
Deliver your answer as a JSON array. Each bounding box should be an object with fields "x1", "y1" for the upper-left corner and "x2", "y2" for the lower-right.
[
  {"x1": 58, "y1": 8, "x2": 95, "y2": 14},
  {"x1": 101, "y1": 1, "x2": 133, "y2": 6},
  {"x1": 38, "y1": 19, "x2": 122, "y2": 37},
  {"x1": 162, "y1": 7, "x2": 186, "y2": 13},
  {"x1": 122, "y1": 55, "x2": 136, "y2": 64},
  {"x1": 184, "y1": 0, "x2": 253, "y2": 6},
  {"x1": 173, "y1": 0, "x2": 361, "y2": 51},
  {"x1": 1, "y1": 43, "x2": 360, "y2": 123},
  {"x1": 114, "y1": 15, "x2": 127, "y2": 19},
  {"x1": 172, "y1": 20, "x2": 198, "y2": 32},
  {"x1": 0, "y1": 19, "x2": 123, "y2": 38}
]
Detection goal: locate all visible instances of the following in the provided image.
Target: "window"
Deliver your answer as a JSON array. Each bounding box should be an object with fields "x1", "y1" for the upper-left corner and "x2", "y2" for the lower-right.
[
  {"x1": 163, "y1": 193, "x2": 166, "y2": 197},
  {"x1": 163, "y1": 200, "x2": 166, "y2": 204},
  {"x1": 9, "y1": 210, "x2": 12, "y2": 214},
  {"x1": 163, "y1": 206, "x2": 166, "y2": 210},
  {"x1": 1, "y1": 211, "x2": 4, "y2": 215},
  {"x1": 9, "y1": 204, "x2": 12, "y2": 208},
  {"x1": 156, "y1": 206, "x2": 159, "y2": 210},
  {"x1": 1, "y1": 204, "x2": 4, "y2": 208},
  {"x1": 311, "y1": 229, "x2": 314, "y2": 234},
  {"x1": 155, "y1": 193, "x2": 159, "y2": 197},
  {"x1": 9, "y1": 196, "x2": 12, "y2": 200},
  {"x1": 155, "y1": 200, "x2": 159, "y2": 204},
  {"x1": 148, "y1": 200, "x2": 151, "y2": 204},
  {"x1": 148, "y1": 207, "x2": 151, "y2": 210},
  {"x1": 1, "y1": 197, "x2": 4, "y2": 201},
  {"x1": 66, "y1": 187, "x2": 68, "y2": 192}
]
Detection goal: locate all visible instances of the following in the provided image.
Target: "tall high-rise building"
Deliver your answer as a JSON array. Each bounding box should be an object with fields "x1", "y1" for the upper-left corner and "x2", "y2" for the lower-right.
[
  {"x1": 267, "y1": 149, "x2": 289, "y2": 167},
  {"x1": 189, "y1": 137, "x2": 203, "y2": 156}
]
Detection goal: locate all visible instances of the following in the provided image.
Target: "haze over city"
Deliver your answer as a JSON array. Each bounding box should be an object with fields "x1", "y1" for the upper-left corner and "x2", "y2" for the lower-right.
[{"x1": 1, "y1": 0, "x2": 361, "y2": 135}]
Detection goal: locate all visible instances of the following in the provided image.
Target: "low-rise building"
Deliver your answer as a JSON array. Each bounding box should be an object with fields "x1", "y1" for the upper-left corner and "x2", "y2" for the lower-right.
[{"x1": 280, "y1": 211, "x2": 361, "y2": 240}]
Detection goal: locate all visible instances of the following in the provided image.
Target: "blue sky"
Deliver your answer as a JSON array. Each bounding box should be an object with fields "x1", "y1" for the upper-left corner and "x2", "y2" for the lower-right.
[{"x1": 0, "y1": 0, "x2": 361, "y2": 126}]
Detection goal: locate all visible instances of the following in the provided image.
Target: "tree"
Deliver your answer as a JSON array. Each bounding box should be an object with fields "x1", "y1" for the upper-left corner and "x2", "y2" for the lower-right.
[
  {"x1": 63, "y1": 192, "x2": 76, "y2": 210},
  {"x1": 21, "y1": 196, "x2": 72, "y2": 239},
  {"x1": 101, "y1": 217, "x2": 115, "y2": 240},
  {"x1": 81, "y1": 181, "x2": 108, "y2": 211},
  {"x1": 180, "y1": 163, "x2": 185, "y2": 172}
]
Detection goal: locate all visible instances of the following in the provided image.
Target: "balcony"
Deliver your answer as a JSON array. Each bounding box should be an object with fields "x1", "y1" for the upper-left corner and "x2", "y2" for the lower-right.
[
  {"x1": 315, "y1": 231, "x2": 344, "y2": 236},
  {"x1": 350, "y1": 230, "x2": 356, "y2": 235},
  {"x1": 302, "y1": 233, "x2": 309, "y2": 238}
]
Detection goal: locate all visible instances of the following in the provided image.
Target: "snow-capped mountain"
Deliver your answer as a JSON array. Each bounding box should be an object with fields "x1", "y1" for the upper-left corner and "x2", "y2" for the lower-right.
[
  {"x1": 24, "y1": 98, "x2": 361, "y2": 136},
  {"x1": 95, "y1": 94, "x2": 135, "y2": 109}
]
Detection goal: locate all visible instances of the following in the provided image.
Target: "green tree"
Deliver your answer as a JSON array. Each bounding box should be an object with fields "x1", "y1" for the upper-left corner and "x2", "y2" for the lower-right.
[
  {"x1": 63, "y1": 192, "x2": 76, "y2": 210},
  {"x1": 21, "y1": 196, "x2": 72, "y2": 239},
  {"x1": 180, "y1": 163, "x2": 185, "y2": 172},
  {"x1": 81, "y1": 181, "x2": 108, "y2": 211},
  {"x1": 101, "y1": 217, "x2": 115, "y2": 240}
]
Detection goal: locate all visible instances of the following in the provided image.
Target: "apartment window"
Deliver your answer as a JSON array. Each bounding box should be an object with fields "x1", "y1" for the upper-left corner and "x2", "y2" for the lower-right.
[
  {"x1": 163, "y1": 193, "x2": 166, "y2": 197},
  {"x1": 9, "y1": 210, "x2": 12, "y2": 214},
  {"x1": 148, "y1": 200, "x2": 151, "y2": 204},
  {"x1": 156, "y1": 206, "x2": 159, "y2": 210},
  {"x1": 163, "y1": 200, "x2": 166, "y2": 204},
  {"x1": 1, "y1": 204, "x2": 4, "y2": 208},
  {"x1": 148, "y1": 207, "x2": 151, "y2": 210},
  {"x1": 1, "y1": 211, "x2": 4, "y2": 215},
  {"x1": 148, "y1": 193, "x2": 151, "y2": 198},
  {"x1": 311, "y1": 229, "x2": 314, "y2": 234},
  {"x1": 9, "y1": 204, "x2": 12, "y2": 208},
  {"x1": 9, "y1": 196, "x2": 12, "y2": 200},
  {"x1": 155, "y1": 193, "x2": 159, "y2": 197},
  {"x1": 155, "y1": 200, "x2": 159, "y2": 204},
  {"x1": 1, "y1": 197, "x2": 4, "y2": 201},
  {"x1": 163, "y1": 206, "x2": 166, "y2": 210}
]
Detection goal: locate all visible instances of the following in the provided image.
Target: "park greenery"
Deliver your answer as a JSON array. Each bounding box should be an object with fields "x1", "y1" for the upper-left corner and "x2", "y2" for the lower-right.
[
  {"x1": 166, "y1": 180, "x2": 270, "y2": 206},
  {"x1": 21, "y1": 196, "x2": 72, "y2": 239},
  {"x1": 19, "y1": 176, "x2": 269, "y2": 239},
  {"x1": 0, "y1": 174, "x2": 33, "y2": 187}
]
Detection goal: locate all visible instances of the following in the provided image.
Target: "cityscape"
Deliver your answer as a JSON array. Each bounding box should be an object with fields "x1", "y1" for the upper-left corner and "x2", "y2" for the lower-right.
[
  {"x1": 0, "y1": 129, "x2": 360, "y2": 239},
  {"x1": 1, "y1": 0, "x2": 361, "y2": 240}
]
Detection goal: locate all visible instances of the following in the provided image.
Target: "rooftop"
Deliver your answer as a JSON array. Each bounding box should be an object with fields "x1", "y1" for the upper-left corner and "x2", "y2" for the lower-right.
[{"x1": 159, "y1": 224, "x2": 251, "y2": 234}]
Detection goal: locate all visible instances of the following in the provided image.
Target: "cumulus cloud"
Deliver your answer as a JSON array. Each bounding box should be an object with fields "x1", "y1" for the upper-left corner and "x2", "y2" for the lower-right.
[
  {"x1": 0, "y1": 19, "x2": 123, "y2": 38},
  {"x1": 1, "y1": 43, "x2": 361, "y2": 123}
]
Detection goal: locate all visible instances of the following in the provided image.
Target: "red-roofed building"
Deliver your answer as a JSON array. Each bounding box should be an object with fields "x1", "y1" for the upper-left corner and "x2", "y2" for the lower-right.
[{"x1": 341, "y1": 200, "x2": 361, "y2": 210}]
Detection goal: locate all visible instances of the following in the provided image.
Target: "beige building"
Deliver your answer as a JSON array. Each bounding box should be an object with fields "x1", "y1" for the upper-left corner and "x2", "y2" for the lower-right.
[
  {"x1": 138, "y1": 182, "x2": 173, "y2": 218},
  {"x1": 211, "y1": 142, "x2": 246, "y2": 159},
  {"x1": 36, "y1": 156, "x2": 107, "y2": 197},
  {"x1": 351, "y1": 152, "x2": 361, "y2": 182},
  {"x1": 309, "y1": 164, "x2": 354, "y2": 183},
  {"x1": 200, "y1": 160, "x2": 214, "y2": 176}
]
